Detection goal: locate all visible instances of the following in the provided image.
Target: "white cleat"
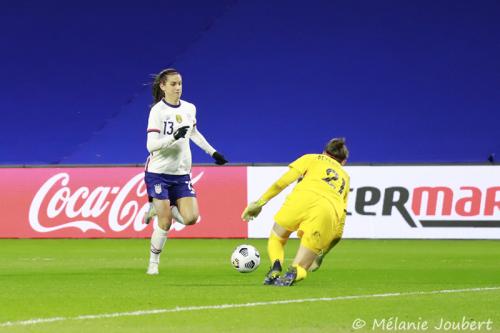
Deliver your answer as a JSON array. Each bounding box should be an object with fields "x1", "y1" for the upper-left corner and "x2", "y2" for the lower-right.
[
  {"x1": 143, "y1": 203, "x2": 156, "y2": 225},
  {"x1": 147, "y1": 262, "x2": 159, "y2": 275},
  {"x1": 171, "y1": 205, "x2": 184, "y2": 224},
  {"x1": 308, "y1": 255, "x2": 323, "y2": 272}
]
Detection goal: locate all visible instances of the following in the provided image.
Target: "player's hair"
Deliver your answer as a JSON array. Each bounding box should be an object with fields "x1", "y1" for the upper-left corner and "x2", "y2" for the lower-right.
[
  {"x1": 152, "y1": 68, "x2": 180, "y2": 105},
  {"x1": 325, "y1": 138, "x2": 349, "y2": 163}
]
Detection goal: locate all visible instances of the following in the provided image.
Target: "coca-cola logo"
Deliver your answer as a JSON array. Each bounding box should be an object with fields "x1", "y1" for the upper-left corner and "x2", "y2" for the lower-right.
[{"x1": 29, "y1": 171, "x2": 204, "y2": 233}]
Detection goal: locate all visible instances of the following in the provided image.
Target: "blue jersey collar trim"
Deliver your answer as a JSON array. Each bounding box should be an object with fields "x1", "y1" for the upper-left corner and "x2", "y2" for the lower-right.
[{"x1": 162, "y1": 99, "x2": 181, "y2": 108}]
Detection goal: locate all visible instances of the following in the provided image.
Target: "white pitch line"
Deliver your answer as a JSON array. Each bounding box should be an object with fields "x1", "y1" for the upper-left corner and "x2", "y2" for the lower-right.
[{"x1": 1, "y1": 286, "x2": 499, "y2": 328}]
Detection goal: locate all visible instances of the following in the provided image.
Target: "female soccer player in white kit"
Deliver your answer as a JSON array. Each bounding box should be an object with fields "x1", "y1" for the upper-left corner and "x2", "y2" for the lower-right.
[{"x1": 145, "y1": 68, "x2": 227, "y2": 275}]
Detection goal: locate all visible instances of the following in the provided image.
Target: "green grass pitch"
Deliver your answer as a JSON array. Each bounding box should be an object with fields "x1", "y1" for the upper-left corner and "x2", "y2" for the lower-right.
[{"x1": 0, "y1": 239, "x2": 499, "y2": 332}]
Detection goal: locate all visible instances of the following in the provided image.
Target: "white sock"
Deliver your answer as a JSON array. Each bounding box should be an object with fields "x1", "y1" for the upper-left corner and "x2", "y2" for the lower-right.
[
  {"x1": 150, "y1": 228, "x2": 168, "y2": 263},
  {"x1": 171, "y1": 206, "x2": 185, "y2": 225}
]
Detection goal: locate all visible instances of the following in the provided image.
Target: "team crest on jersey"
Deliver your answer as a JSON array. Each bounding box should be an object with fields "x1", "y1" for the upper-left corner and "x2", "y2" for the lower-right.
[
  {"x1": 175, "y1": 114, "x2": 183, "y2": 123},
  {"x1": 154, "y1": 184, "x2": 162, "y2": 194}
]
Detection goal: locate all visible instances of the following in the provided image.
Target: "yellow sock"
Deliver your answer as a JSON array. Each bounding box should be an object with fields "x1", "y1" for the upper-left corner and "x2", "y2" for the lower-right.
[
  {"x1": 292, "y1": 264, "x2": 308, "y2": 281},
  {"x1": 267, "y1": 231, "x2": 286, "y2": 265}
]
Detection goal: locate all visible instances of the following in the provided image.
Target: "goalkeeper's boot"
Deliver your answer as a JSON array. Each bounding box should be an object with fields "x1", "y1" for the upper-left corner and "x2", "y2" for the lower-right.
[
  {"x1": 146, "y1": 261, "x2": 159, "y2": 275},
  {"x1": 274, "y1": 266, "x2": 297, "y2": 287},
  {"x1": 263, "y1": 260, "x2": 282, "y2": 285},
  {"x1": 143, "y1": 203, "x2": 156, "y2": 225}
]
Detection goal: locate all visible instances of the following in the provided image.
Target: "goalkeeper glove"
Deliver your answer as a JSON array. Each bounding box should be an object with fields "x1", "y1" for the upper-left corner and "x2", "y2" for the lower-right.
[
  {"x1": 212, "y1": 151, "x2": 228, "y2": 165},
  {"x1": 173, "y1": 126, "x2": 190, "y2": 140},
  {"x1": 241, "y1": 199, "x2": 266, "y2": 221}
]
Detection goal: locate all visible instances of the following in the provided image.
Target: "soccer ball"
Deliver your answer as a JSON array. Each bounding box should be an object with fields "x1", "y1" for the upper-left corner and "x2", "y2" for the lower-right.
[{"x1": 231, "y1": 244, "x2": 260, "y2": 273}]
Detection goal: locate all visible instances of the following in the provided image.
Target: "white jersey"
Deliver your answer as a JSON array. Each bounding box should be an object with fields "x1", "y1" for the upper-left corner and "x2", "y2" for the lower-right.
[{"x1": 145, "y1": 99, "x2": 197, "y2": 175}]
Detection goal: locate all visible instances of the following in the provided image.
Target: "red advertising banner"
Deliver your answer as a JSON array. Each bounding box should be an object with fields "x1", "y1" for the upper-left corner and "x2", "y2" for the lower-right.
[{"x1": 0, "y1": 167, "x2": 248, "y2": 238}]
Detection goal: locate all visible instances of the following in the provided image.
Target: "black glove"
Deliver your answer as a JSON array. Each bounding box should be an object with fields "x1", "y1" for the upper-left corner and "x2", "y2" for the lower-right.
[
  {"x1": 212, "y1": 151, "x2": 228, "y2": 165},
  {"x1": 173, "y1": 126, "x2": 190, "y2": 140}
]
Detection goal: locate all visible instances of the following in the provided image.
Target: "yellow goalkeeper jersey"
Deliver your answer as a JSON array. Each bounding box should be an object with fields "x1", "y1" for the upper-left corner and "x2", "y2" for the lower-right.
[{"x1": 288, "y1": 154, "x2": 350, "y2": 207}]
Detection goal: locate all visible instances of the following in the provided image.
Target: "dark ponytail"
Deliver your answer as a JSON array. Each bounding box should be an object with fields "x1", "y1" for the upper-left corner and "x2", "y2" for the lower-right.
[
  {"x1": 325, "y1": 137, "x2": 349, "y2": 163},
  {"x1": 151, "y1": 68, "x2": 179, "y2": 106}
]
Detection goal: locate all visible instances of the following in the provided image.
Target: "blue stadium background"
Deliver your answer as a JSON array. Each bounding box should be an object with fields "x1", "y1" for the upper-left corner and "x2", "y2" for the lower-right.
[{"x1": 1, "y1": 0, "x2": 499, "y2": 165}]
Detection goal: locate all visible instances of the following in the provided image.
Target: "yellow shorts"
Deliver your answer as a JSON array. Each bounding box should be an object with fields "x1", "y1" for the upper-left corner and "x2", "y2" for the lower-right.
[{"x1": 274, "y1": 192, "x2": 344, "y2": 255}]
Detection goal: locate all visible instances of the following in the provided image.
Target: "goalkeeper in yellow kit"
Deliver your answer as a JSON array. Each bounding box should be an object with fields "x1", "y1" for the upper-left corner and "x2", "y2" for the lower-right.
[{"x1": 241, "y1": 138, "x2": 350, "y2": 286}]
